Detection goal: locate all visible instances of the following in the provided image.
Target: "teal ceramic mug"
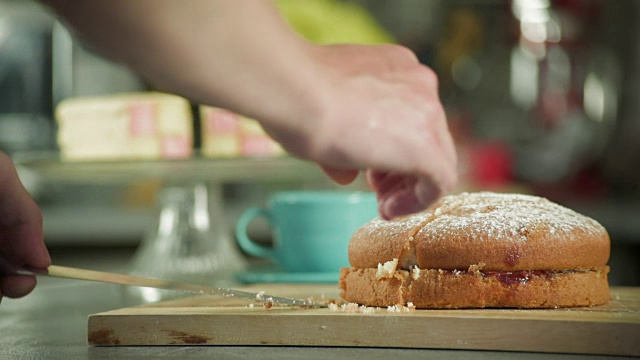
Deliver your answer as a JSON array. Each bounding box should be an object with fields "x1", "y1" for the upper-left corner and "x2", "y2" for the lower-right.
[{"x1": 235, "y1": 191, "x2": 378, "y2": 273}]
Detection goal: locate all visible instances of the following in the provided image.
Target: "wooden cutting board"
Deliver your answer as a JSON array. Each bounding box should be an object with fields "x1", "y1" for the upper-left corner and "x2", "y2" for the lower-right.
[{"x1": 88, "y1": 285, "x2": 640, "y2": 356}]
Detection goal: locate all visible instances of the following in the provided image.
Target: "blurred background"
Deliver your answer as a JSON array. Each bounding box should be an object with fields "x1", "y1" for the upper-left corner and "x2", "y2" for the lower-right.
[{"x1": 1, "y1": 0, "x2": 638, "y2": 288}]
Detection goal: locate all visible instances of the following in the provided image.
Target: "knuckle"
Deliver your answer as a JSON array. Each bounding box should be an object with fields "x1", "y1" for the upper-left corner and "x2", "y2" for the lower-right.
[
  {"x1": 289, "y1": 129, "x2": 330, "y2": 162},
  {"x1": 32, "y1": 207, "x2": 44, "y2": 225},
  {"x1": 381, "y1": 44, "x2": 418, "y2": 63},
  {"x1": 0, "y1": 151, "x2": 10, "y2": 166},
  {"x1": 0, "y1": 153, "x2": 13, "y2": 188},
  {"x1": 395, "y1": 45, "x2": 419, "y2": 62},
  {"x1": 417, "y1": 66, "x2": 439, "y2": 88}
]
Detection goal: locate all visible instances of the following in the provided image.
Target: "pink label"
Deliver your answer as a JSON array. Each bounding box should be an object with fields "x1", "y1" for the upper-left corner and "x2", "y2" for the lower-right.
[
  {"x1": 205, "y1": 109, "x2": 238, "y2": 135},
  {"x1": 161, "y1": 135, "x2": 191, "y2": 159},
  {"x1": 241, "y1": 135, "x2": 274, "y2": 156},
  {"x1": 129, "y1": 102, "x2": 158, "y2": 137}
]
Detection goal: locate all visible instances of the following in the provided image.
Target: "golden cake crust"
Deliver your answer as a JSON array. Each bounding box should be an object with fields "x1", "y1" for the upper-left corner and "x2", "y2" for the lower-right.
[
  {"x1": 339, "y1": 266, "x2": 611, "y2": 309},
  {"x1": 348, "y1": 192, "x2": 610, "y2": 272}
]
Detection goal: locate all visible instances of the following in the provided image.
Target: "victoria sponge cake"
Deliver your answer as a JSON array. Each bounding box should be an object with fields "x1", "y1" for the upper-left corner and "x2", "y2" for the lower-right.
[{"x1": 339, "y1": 192, "x2": 610, "y2": 308}]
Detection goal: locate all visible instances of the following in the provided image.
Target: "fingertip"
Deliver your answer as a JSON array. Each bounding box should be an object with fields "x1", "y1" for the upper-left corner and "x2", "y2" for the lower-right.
[
  {"x1": 13, "y1": 225, "x2": 50, "y2": 269},
  {"x1": 32, "y1": 242, "x2": 52, "y2": 268},
  {"x1": 379, "y1": 189, "x2": 425, "y2": 220},
  {"x1": 434, "y1": 166, "x2": 459, "y2": 196},
  {"x1": 377, "y1": 203, "x2": 390, "y2": 221},
  {"x1": 1, "y1": 275, "x2": 37, "y2": 298},
  {"x1": 445, "y1": 169, "x2": 459, "y2": 193},
  {"x1": 365, "y1": 170, "x2": 379, "y2": 191},
  {"x1": 319, "y1": 165, "x2": 359, "y2": 185}
]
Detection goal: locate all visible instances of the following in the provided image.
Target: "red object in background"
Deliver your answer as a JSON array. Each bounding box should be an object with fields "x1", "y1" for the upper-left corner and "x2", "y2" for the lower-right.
[
  {"x1": 468, "y1": 141, "x2": 513, "y2": 188},
  {"x1": 446, "y1": 109, "x2": 514, "y2": 189},
  {"x1": 531, "y1": 165, "x2": 609, "y2": 203},
  {"x1": 552, "y1": 0, "x2": 600, "y2": 22}
]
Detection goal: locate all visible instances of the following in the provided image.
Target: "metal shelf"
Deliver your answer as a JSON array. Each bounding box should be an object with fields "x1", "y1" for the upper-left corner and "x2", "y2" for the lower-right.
[{"x1": 13, "y1": 152, "x2": 326, "y2": 185}]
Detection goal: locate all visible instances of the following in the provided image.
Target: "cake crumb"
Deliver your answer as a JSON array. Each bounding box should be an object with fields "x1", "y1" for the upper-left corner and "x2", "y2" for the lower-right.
[
  {"x1": 248, "y1": 304, "x2": 254, "y2": 309},
  {"x1": 376, "y1": 258, "x2": 399, "y2": 279},
  {"x1": 256, "y1": 291, "x2": 265, "y2": 300},
  {"x1": 387, "y1": 304, "x2": 402, "y2": 313},
  {"x1": 387, "y1": 303, "x2": 416, "y2": 312},
  {"x1": 328, "y1": 302, "x2": 377, "y2": 314},
  {"x1": 360, "y1": 305, "x2": 377, "y2": 314},
  {"x1": 411, "y1": 267, "x2": 421, "y2": 280},
  {"x1": 342, "y1": 303, "x2": 360, "y2": 312},
  {"x1": 468, "y1": 262, "x2": 486, "y2": 273}
]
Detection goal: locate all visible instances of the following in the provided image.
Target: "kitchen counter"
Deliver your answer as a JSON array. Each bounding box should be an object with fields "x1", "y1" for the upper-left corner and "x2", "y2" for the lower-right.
[{"x1": 0, "y1": 248, "x2": 634, "y2": 360}]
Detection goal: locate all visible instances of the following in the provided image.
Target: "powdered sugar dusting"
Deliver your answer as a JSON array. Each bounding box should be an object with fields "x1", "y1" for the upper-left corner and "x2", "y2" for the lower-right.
[
  {"x1": 359, "y1": 211, "x2": 432, "y2": 239},
  {"x1": 420, "y1": 192, "x2": 606, "y2": 245}
]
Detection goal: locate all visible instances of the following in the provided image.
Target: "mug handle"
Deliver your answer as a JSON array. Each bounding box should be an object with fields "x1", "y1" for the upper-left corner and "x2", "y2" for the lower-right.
[{"x1": 235, "y1": 207, "x2": 276, "y2": 259}]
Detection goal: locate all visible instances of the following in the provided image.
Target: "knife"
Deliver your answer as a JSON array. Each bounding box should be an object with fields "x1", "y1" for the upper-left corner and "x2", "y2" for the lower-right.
[{"x1": 0, "y1": 254, "x2": 326, "y2": 308}]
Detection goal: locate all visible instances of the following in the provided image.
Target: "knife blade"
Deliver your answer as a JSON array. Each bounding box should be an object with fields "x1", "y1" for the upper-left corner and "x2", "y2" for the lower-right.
[{"x1": 0, "y1": 254, "x2": 326, "y2": 308}]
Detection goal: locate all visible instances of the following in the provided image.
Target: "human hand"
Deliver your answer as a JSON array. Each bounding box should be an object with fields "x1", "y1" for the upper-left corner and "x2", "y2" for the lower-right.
[
  {"x1": 262, "y1": 44, "x2": 457, "y2": 220},
  {"x1": 40, "y1": 1, "x2": 455, "y2": 220},
  {"x1": 0, "y1": 152, "x2": 50, "y2": 303}
]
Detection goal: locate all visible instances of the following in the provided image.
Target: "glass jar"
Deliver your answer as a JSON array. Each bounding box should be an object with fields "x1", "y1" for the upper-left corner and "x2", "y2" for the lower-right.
[{"x1": 124, "y1": 184, "x2": 246, "y2": 304}]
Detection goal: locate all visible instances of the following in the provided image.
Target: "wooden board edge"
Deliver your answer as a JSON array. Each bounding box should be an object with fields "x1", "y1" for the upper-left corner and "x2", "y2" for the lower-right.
[{"x1": 87, "y1": 313, "x2": 640, "y2": 356}]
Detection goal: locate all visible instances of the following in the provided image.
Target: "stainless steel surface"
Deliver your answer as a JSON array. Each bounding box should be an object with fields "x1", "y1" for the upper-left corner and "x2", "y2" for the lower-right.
[
  {"x1": 0, "y1": 255, "x2": 321, "y2": 308},
  {"x1": 13, "y1": 152, "x2": 327, "y2": 184}
]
